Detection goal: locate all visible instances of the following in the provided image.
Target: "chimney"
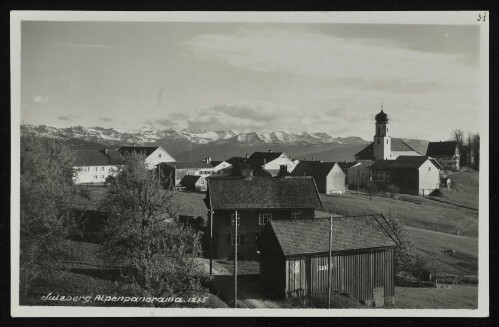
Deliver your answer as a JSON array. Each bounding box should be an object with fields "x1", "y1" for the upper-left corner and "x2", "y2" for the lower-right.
[
  {"x1": 205, "y1": 157, "x2": 209, "y2": 164},
  {"x1": 245, "y1": 154, "x2": 249, "y2": 159},
  {"x1": 209, "y1": 156, "x2": 212, "y2": 162},
  {"x1": 312, "y1": 158, "x2": 315, "y2": 162},
  {"x1": 344, "y1": 160, "x2": 347, "y2": 163},
  {"x1": 104, "y1": 148, "x2": 109, "y2": 155},
  {"x1": 268, "y1": 149, "x2": 273, "y2": 153},
  {"x1": 132, "y1": 143, "x2": 136, "y2": 147}
]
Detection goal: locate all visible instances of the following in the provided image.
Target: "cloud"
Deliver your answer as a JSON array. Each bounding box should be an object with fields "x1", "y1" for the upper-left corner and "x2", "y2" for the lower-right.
[
  {"x1": 53, "y1": 41, "x2": 114, "y2": 51},
  {"x1": 98, "y1": 117, "x2": 113, "y2": 122},
  {"x1": 144, "y1": 118, "x2": 177, "y2": 129},
  {"x1": 183, "y1": 28, "x2": 477, "y2": 90},
  {"x1": 33, "y1": 95, "x2": 50, "y2": 104},
  {"x1": 58, "y1": 114, "x2": 81, "y2": 122}
]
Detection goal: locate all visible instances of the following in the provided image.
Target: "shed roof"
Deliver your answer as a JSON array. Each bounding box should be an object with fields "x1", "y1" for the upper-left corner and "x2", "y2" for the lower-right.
[
  {"x1": 336, "y1": 162, "x2": 359, "y2": 173},
  {"x1": 426, "y1": 141, "x2": 458, "y2": 156},
  {"x1": 206, "y1": 176, "x2": 323, "y2": 210},
  {"x1": 269, "y1": 215, "x2": 398, "y2": 256},
  {"x1": 73, "y1": 149, "x2": 119, "y2": 166}
]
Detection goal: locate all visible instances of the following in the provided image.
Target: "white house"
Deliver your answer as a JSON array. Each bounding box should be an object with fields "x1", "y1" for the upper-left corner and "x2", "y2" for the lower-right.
[
  {"x1": 246, "y1": 151, "x2": 297, "y2": 176},
  {"x1": 73, "y1": 149, "x2": 121, "y2": 185},
  {"x1": 340, "y1": 162, "x2": 370, "y2": 188},
  {"x1": 118, "y1": 146, "x2": 175, "y2": 169}
]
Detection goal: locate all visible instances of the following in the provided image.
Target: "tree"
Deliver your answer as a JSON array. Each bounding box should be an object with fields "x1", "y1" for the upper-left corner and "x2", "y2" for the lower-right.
[
  {"x1": 470, "y1": 133, "x2": 480, "y2": 170},
  {"x1": 100, "y1": 152, "x2": 209, "y2": 306},
  {"x1": 384, "y1": 213, "x2": 438, "y2": 282},
  {"x1": 452, "y1": 129, "x2": 465, "y2": 148},
  {"x1": 20, "y1": 136, "x2": 88, "y2": 295}
]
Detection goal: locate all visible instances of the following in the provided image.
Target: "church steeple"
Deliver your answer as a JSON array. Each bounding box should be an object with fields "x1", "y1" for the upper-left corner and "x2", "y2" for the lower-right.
[{"x1": 373, "y1": 105, "x2": 391, "y2": 160}]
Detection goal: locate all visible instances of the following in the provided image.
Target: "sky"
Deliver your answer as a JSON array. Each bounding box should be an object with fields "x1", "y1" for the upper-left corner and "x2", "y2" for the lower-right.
[{"x1": 20, "y1": 21, "x2": 482, "y2": 141}]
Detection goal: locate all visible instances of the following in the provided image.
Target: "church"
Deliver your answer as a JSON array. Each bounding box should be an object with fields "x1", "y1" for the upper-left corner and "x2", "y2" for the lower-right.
[
  {"x1": 354, "y1": 108, "x2": 421, "y2": 165},
  {"x1": 354, "y1": 108, "x2": 441, "y2": 196}
]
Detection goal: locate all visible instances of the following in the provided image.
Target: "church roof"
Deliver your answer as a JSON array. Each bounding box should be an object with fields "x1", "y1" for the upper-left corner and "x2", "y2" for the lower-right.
[{"x1": 354, "y1": 138, "x2": 417, "y2": 160}]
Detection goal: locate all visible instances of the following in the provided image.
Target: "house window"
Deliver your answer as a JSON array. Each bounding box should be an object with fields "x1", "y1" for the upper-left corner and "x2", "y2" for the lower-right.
[
  {"x1": 95, "y1": 167, "x2": 98, "y2": 171},
  {"x1": 101, "y1": 167, "x2": 105, "y2": 171},
  {"x1": 158, "y1": 153, "x2": 162, "y2": 158},
  {"x1": 101, "y1": 175, "x2": 105, "y2": 179},
  {"x1": 386, "y1": 140, "x2": 388, "y2": 144},
  {"x1": 230, "y1": 212, "x2": 241, "y2": 226},
  {"x1": 94, "y1": 175, "x2": 98, "y2": 179},
  {"x1": 291, "y1": 211, "x2": 302, "y2": 219},
  {"x1": 428, "y1": 167, "x2": 431, "y2": 171},
  {"x1": 259, "y1": 214, "x2": 272, "y2": 225},
  {"x1": 230, "y1": 234, "x2": 245, "y2": 245}
]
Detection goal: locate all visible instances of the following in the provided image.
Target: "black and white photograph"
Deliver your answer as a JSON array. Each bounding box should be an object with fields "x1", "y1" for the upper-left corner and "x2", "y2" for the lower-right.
[{"x1": 10, "y1": 11, "x2": 489, "y2": 317}]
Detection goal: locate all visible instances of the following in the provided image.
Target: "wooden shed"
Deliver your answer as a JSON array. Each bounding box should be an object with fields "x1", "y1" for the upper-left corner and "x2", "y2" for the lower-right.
[{"x1": 258, "y1": 215, "x2": 399, "y2": 306}]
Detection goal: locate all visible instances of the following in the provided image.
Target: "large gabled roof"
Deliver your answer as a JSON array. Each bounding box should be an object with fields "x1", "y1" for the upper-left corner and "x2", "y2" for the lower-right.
[
  {"x1": 336, "y1": 161, "x2": 359, "y2": 173},
  {"x1": 206, "y1": 176, "x2": 323, "y2": 210},
  {"x1": 291, "y1": 161, "x2": 340, "y2": 179},
  {"x1": 268, "y1": 215, "x2": 398, "y2": 257},
  {"x1": 225, "y1": 157, "x2": 247, "y2": 166},
  {"x1": 118, "y1": 146, "x2": 160, "y2": 157},
  {"x1": 369, "y1": 160, "x2": 394, "y2": 171},
  {"x1": 74, "y1": 149, "x2": 119, "y2": 166},
  {"x1": 354, "y1": 138, "x2": 417, "y2": 160},
  {"x1": 426, "y1": 141, "x2": 458, "y2": 156}
]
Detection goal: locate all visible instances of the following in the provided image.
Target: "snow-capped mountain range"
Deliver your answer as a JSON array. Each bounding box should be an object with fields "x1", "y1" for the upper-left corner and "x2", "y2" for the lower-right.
[{"x1": 21, "y1": 124, "x2": 368, "y2": 147}]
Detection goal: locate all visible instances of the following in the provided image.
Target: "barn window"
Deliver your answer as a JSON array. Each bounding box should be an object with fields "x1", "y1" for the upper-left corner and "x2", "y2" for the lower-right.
[
  {"x1": 230, "y1": 234, "x2": 244, "y2": 245},
  {"x1": 259, "y1": 214, "x2": 272, "y2": 225},
  {"x1": 158, "y1": 153, "x2": 162, "y2": 158},
  {"x1": 428, "y1": 167, "x2": 431, "y2": 171},
  {"x1": 386, "y1": 140, "x2": 388, "y2": 144},
  {"x1": 230, "y1": 212, "x2": 241, "y2": 226}
]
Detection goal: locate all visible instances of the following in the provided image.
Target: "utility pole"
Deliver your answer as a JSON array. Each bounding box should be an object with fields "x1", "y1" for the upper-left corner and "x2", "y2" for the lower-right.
[
  {"x1": 210, "y1": 209, "x2": 213, "y2": 278},
  {"x1": 234, "y1": 210, "x2": 238, "y2": 308},
  {"x1": 328, "y1": 216, "x2": 332, "y2": 309}
]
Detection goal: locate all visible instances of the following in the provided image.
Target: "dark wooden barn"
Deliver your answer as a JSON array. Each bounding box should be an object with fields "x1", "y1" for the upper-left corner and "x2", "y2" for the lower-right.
[
  {"x1": 204, "y1": 176, "x2": 323, "y2": 259},
  {"x1": 258, "y1": 215, "x2": 399, "y2": 306}
]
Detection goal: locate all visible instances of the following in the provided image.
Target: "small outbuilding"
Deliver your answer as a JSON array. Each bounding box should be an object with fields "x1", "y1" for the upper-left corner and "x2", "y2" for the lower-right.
[
  {"x1": 291, "y1": 161, "x2": 346, "y2": 194},
  {"x1": 258, "y1": 215, "x2": 398, "y2": 305},
  {"x1": 180, "y1": 175, "x2": 208, "y2": 192}
]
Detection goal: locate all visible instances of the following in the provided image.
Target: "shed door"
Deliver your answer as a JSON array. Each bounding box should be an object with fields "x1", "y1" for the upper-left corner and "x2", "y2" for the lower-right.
[
  {"x1": 310, "y1": 255, "x2": 333, "y2": 295},
  {"x1": 286, "y1": 258, "x2": 306, "y2": 298}
]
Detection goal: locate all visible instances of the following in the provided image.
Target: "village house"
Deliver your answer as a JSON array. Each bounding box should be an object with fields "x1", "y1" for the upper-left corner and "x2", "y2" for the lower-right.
[
  {"x1": 118, "y1": 145, "x2": 175, "y2": 169},
  {"x1": 246, "y1": 151, "x2": 297, "y2": 176},
  {"x1": 204, "y1": 157, "x2": 233, "y2": 176},
  {"x1": 179, "y1": 175, "x2": 208, "y2": 192},
  {"x1": 370, "y1": 156, "x2": 441, "y2": 195},
  {"x1": 204, "y1": 176, "x2": 323, "y2": 259},
  {"x1": 72, "y1": 148, "x2": 121, "y2": 185},
  {"x1": 341, "y1": 162, "x2": 370, "y2": 188},
  {"x1": 258, "y1": 215, "x2": 398, "y2": 305},
  {"x1": 354, "y1": 108, "x2": 421, "y2": 166},
  {"x1": 291, "y1": 160, "x2": 346, "y2": 194},
  {"x1": 158, "y1": 161, "x2": 215, "y2": 187},
  {"x1": 426, "y1": 141, "x2": 460, "y2": 171}
]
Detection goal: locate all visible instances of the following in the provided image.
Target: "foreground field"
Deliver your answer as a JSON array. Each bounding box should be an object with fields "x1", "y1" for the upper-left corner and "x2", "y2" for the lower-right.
[
  {"x1": 392, "y1": 284, "x2": 478, "y2": 309},
  {"x1": 320, "y1": 192, "x2": 478, "y2": 237}
]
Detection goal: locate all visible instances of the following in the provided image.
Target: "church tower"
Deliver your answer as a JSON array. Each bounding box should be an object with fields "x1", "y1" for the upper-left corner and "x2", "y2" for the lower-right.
[{"x1": 373, "y1": 107, "x2": 391, "y2": 160}]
